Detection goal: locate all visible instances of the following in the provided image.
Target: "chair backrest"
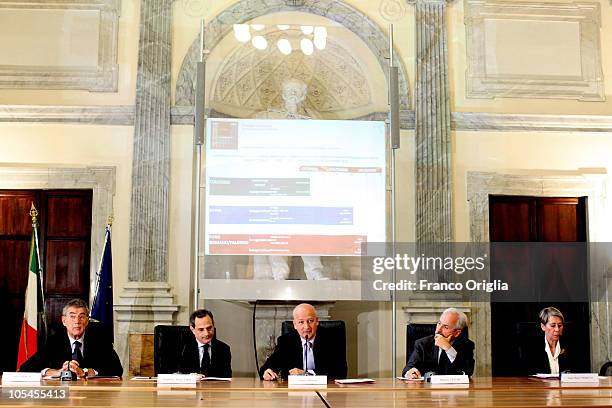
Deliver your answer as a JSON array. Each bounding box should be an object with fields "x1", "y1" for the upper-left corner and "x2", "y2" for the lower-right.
[
  {"x1": 280, "y1": 320, "x2": 346, "y2": 362},
  {"x1": 153, "y1": 325, "x2": 192, "y2": 375},
  {"x1": 600, "y1": 361, "x2": 612, "y2": 376},
  {"x1": 405, "y1": 323, "x2": 469, "y2": 363}
]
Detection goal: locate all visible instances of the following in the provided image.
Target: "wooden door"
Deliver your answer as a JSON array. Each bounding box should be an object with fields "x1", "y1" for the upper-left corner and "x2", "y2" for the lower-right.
[
  {"x1": 0, "y1": 189, "x2": 92, "y2": 372},
  {"x1": 489, "y1": 195, "x2": 590, "y2": 376}
]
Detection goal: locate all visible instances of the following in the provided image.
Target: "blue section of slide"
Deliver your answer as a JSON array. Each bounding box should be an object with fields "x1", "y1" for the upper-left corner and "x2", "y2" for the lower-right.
[{"x1": 209, "y1": 206, "x2": 353, "y2": 225}]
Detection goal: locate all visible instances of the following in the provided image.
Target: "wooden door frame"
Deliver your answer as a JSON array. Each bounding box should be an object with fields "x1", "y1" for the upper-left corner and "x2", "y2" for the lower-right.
[
  {"x1": 466, "y1": 170, "x2": 608, "y2": 376},
  {"x1": 0, "y1": 165, "x2": 115, "y2": 304}
]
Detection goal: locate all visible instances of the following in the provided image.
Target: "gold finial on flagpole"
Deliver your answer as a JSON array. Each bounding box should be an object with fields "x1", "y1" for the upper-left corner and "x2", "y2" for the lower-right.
[
  {"x1": 30, "y1": 203, "x2": 38, "y2": 225},
  {"x1": 107, "y1": 215, "x2": 114, "y2": 227}
]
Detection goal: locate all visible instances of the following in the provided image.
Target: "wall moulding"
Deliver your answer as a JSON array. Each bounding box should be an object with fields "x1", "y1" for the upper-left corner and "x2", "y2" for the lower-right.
[
  {"x1": 3, "y1": 104, "x2": 612, "y2": 133},
  {"x1": 0, "y1": 104, "x2": 133, "y2": 125},
  {"x1": 464, "y1": 0, "x2": 605, "y2": 101},
  {"x1": 0, "y1": 0, "x2": 120, "y2": 92}
]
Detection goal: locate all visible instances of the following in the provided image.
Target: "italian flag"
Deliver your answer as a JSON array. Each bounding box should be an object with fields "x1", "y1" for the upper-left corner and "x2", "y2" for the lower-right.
[{"x1": 17, "y1": 231, "x2": 40, "y2": 369}]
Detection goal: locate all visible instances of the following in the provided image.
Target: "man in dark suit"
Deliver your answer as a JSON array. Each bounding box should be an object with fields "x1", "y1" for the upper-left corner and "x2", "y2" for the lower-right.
[
  {"x1": 177, "y1": 309, "x2": 231, "y2": 378},
  {"x1": 402, "y1": 308, "x2": 475, "y2": 378},
  {"x1": 19, "y1": 298, "x2": 122, "y2": 378},
  {"x1": 260, "y1": 303, "x2": 347, "y2": 380}
]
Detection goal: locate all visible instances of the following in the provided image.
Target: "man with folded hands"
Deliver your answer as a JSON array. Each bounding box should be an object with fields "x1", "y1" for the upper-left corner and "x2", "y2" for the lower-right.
[{"x1": 19, "y1": 298, "x2": 122, "y2": 378}]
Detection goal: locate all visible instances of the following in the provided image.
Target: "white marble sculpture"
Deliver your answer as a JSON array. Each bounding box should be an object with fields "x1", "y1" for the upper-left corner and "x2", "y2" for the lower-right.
[{"x1": 253, "y1": 78, "x2": 329, "y2": 281}]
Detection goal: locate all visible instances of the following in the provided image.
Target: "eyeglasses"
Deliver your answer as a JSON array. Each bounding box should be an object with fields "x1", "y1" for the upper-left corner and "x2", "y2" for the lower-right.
[{"x1": 64, "y1": 313, "x2": 88, "y2": 321}]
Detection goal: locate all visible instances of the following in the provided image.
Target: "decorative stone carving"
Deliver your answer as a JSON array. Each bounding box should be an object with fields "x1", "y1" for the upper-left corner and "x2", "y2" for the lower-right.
[
  {"x1": 175, "y1": 0, "x2": 410, "y2": 112},
  {"x1": 464, "y1": 0, "x2": 605, "y2": 101},
  {"x1": 210, "y1": 30, "x2": 373, "y2": 118},
  {"x1": 0, "y1": 0, "x2": 120, "y2": 92}
]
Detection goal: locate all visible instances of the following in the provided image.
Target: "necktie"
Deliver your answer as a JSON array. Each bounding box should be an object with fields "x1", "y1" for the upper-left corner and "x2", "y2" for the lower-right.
[
  {"x1": 438, "y1": 349, "x2": 450, "y2": 374},
  {"x1": 72, "y1": 341, "x2": 83, "y2": 363},
  {"x1": 303, "y1": 341, "x2": 314, "y2": 373},
  {"x1": 201, "y1": 344, "x2": 211, "y2": 374}
]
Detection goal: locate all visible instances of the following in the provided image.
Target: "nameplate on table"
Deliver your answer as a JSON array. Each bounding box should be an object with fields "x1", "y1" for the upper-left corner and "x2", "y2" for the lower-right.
[
  {"x1": 157, "y1": 374, "x2": 197, "y2": 385},
  {"x1": 430, "y1": 374, "x2": 469, "y2": 384},
  {"x1": 288, "y1": 375, "x2": 327, "y2": 387},
  {"x1": 560, "y1": 373, "x2": 599, "y2": 383},
  {"x1": 2, "y1": 372, "x2": 41, "y2": 383}
]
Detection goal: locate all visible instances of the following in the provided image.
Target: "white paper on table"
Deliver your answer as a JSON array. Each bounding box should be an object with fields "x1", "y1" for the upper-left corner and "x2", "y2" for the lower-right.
[{"x1": 334, "y1": 378, "x2": 376, "y2": 384}]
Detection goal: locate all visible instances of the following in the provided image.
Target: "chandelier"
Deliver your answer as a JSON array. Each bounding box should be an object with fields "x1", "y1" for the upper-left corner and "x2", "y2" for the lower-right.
[{"x1": 232, "y1": 24, "x2": 327, "y2": 55}]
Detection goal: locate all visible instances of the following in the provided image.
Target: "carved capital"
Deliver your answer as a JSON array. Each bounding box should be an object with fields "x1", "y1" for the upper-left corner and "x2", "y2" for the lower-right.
[{"x1": 407, "y1": 0, "x2": 454, "y2": 5}]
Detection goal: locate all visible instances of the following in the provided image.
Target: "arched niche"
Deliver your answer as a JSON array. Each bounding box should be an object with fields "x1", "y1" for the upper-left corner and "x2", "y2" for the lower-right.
[{"x1": 175, "y1": 0, "x2": 411, "y2": 118}]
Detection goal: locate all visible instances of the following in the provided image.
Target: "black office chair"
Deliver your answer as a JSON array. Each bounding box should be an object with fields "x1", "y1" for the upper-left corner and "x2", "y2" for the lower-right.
[
  {"x1": 153, "y1": 325, "x2": 192, "y2": 375},
  {"x1": 280, "y1": 320, "x2": 346, "y2": 363},
  {"x1": 600, "y1": 361, "x2": 612, "y2": 376},
  {"x1": 405, "y1": 323, "x2": 469, "y2": 364}
]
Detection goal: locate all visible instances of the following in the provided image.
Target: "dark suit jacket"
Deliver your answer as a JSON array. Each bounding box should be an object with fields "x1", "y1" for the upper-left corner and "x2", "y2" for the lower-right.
[
  {"x1": 402, "y1": 334, "x2": 475, "y2": 377},
  {"x1": 522, "y1": 338, "x2": 577, "y2": 375},
  {"x1": 259, "y1": 327, "x2": 347, "y2": 379},
  {"x1": 177, "y1": 337, "x2": 232, "y2": 377},
  {"x1": 19, "y1": 326, "x2": 123, "y2": 376}
]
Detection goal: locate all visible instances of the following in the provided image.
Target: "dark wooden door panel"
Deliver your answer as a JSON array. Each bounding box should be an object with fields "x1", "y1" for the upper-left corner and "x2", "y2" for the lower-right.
[
  {"x1": 46, "y1": 193, "x2": 92, "y2": 238},
  {"x1": 45, "y1": 240, "x2": 88, "y2": 293},
  {"x1": 537, "y1": 198, "x2": 587, "y2": 242},
  {"x1": 0, "y1": 192, "x2": 37, "y2": 235},
  {"x1": 0, "y1": 240, "x2": 30, "y2": 294},
  {"x1": 489, "y1": 196, "x2": 536, "y2": 241}
]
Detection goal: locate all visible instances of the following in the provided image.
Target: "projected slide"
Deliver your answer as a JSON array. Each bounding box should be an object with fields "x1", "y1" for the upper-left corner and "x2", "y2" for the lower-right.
[{"x1": 205, "y1": 118, "x2": 386, "y2": 256}]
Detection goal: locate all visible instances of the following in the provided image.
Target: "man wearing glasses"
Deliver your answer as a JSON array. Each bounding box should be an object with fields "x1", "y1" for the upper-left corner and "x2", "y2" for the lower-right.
[
  {"x1": 260, "y1": 303, "x2": 347, "y2": 380},
  {"x1": 402, "y1": 308, "x2": 475, "y2": 378},
  {"x1": 19, "y1": 298, "x2": 123, "y2": 378}
]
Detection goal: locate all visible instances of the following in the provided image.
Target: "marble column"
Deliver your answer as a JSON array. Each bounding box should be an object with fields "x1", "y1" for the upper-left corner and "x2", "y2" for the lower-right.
[
  {"x1": 414, "y1": 0, "x2": 453, "y2": 243},
  {"x1": 115, "y1": 0, "x2": 179, "y2": 369}
]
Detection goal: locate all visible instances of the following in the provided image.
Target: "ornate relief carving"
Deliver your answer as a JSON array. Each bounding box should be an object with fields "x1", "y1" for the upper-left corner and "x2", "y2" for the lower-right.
[
  {"x1": 0, "y1": 0, "x2": 120, "y2": 92},
  {"x1": 464, "y1": 0, "x2": 605, "y2": 101},
  {"x1": 175, "y1": 0, "x2": 410, "y2": 112},
  {"x1": 210, "y1": 30, "x2": 372, "y2": 118}
]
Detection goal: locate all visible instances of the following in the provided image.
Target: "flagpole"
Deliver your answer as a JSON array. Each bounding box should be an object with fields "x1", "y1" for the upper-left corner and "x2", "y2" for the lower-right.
[
  {"x1": 30, "y1": 204, "x2": 46, "y2": 332},
  {"x1": 92, "y1": 215, "x2": 113, "y2": 316}
]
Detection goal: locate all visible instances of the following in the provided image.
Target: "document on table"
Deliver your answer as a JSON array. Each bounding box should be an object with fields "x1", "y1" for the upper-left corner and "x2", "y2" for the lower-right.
[
  {"x1": 530, "y1": 374, "x2": 560, "y2": 379},
  {"x1": 396, "y1": 376, "x2": 424, "y2": 381},
  {"x1": 334, "y1": 378, "x2": 376, "y2": 384}
]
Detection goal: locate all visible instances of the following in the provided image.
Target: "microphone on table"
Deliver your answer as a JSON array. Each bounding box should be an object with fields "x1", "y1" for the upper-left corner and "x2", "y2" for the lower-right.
[{"x1": 60, "y1": 370, "x2": 77, "y2": 381}]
